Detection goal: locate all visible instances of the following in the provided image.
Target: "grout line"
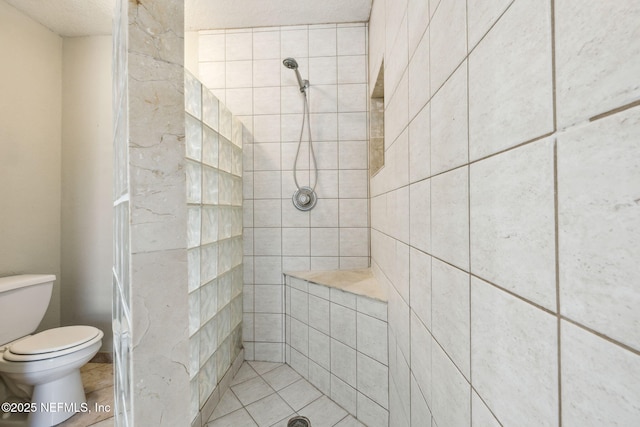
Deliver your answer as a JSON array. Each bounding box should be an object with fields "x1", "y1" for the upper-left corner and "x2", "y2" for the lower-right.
[
  {"x1": 589, "y1": 99, "x2": 640, "y2": 122},
  {"x1": 550, "y1": 0, "x2": 563, "y2": 424}
]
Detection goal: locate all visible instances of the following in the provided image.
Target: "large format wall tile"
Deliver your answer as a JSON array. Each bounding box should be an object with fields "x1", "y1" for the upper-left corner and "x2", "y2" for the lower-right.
[
  {"x1": 470, "y1": 138, "x2": 556, "y2": 310},
  {"x1": 471, "y1": 277, "x2": 558, "y2": 427},
  {"x1": 555, "y1": 0, "x2": 640, "y2": 128},
  {"x1": 432, "y1": 259, "x2": 470, "y2": 378},
  {"x1": 431, "y1": 342, "x2": 470, "y2": 427},
  {"x1": 468, "y1": 0, "x2": 553, "y2": 160},
  {"x1": 430, "y1": 61, "x2": 468, "y2": 175},
  {"x1": 431, "y1": 166, "x2": 469, "y2": 270},
  {"x1": 558, "y1": 108, "x2": 640, "y2": 350},
  {"x1": 561, "y1": 321, "x2": 640, "y2": 426},
  {"x1": 429, "y1": 0, "x2": 467, "y2": 93}
]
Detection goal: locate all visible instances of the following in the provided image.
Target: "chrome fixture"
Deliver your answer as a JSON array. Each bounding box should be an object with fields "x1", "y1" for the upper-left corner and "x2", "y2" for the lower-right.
[
  {"x1": 283, "y1": 57, "x2": 317, "y2": 211},
  {"x1": 283, "y1": 57, "x2": 309, "y2": 93}
]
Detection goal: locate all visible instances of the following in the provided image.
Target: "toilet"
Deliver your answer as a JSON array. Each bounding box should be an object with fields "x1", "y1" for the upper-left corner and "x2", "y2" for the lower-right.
[{"x1": 0, "y1": 274, "x2": 103, "y2": 427}]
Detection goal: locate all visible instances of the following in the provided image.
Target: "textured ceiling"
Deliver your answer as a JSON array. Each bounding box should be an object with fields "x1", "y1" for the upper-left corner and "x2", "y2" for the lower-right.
[{"x1": 3, "y1": 0, "x2": 372, "y2": 37}]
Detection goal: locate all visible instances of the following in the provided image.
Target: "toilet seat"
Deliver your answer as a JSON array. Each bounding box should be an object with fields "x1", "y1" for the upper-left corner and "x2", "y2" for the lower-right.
[{"x1": 3, "y1": 326, "x2": 102, "y2": 362}]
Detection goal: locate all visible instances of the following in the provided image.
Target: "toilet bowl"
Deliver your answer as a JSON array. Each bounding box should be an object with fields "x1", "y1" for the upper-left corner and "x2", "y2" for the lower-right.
[{"x1": 0, "y1": 275, "x2": 104, "y2": 427}]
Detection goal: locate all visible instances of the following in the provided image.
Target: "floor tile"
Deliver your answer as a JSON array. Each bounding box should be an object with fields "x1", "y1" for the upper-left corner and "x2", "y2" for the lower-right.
[
  {"x1": 210, "y1": 388, "x2": 243, "y2": 420},
  {"x1": 278, "y1": 378, "x2": 323, "y2": 411},
  {"x1": 269, "y1": 415, "x2": 299, "y2": 427},
  {"x1": 248, "y1": 360, "x2": 283, "y2": 375},
  {"x1": 334, "y1": 415, "x2": 366, "y2": 426},
  {"x1": 262, "y1": 364, "x2": 302, "y2": 391},
  {"x1": 231, "y1": 376, "x2": 275, "y2": 406},
  {"x1": 207, "y1": 408, "x2": 258, "y2": 427},
  {"x1": 245, "y1": 393, "x2": 295, "y2": 427},
  {"x1": 231, "y1": 362, "x2": 260, "y2": 386},
  {"x1": 298, "y1": 396, "x2": 348, "y2": 427}
]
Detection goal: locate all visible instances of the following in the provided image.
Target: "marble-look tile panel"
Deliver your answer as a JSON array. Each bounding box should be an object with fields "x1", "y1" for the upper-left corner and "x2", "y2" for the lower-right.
[
  {"x1": 471, "y1": 277, "x2": 558, "y2": 427},
  {"x1": 555, "y1": 0, "x2": 640, "y2": 128},
  {"x1": 430, "y1": 166, "x2": 469, "y2": 270},
  {"x1": 470, "y1": 138, "x2": 556, "y2": 310},
  {"x1": 431, "y1": 259, "x2": 470, "y2": 378},
  {"x1": 430, "y1": 61, "x2": 468, "y2": 175},
  {"x1": 431, "y1": 342, "x2": 470, "y2": 427},
  {"x1": 558, "y1": 108, "x2": 640, "y2": 350},
  {"x1": 429, "y1": 0, "x2": 466, "y2": 93},
  {"x1": 468, "y1": 0, "x2": 553, "y2": 160},
  {"x1": 561, "y1": 321, "x2": 640, "y2": 426}
]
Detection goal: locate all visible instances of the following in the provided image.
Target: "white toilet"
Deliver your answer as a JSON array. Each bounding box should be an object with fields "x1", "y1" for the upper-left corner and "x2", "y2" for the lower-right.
[{"x1": 0, "y1": 274, "x2": 103, "y2": 427}]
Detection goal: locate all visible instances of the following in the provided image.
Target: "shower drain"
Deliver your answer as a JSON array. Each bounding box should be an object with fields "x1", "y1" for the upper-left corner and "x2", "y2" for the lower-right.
[{"x1": 287, "y1": 415, "x2": 311, "y2": 427}]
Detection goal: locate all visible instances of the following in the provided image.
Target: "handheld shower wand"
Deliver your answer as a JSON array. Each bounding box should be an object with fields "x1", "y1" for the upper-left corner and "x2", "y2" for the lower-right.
[
  {"x1": 283, "y1": 57, "x2": 309, "y2": 93},
  {"x1": 282, "y1": 57, "x2": 317, "y2": 211}
]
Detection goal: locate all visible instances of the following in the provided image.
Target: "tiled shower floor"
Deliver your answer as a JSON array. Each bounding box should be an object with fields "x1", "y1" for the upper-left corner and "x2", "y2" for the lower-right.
[{"x1": 207, "y1": 361, "x2": 364, "y2": 427}]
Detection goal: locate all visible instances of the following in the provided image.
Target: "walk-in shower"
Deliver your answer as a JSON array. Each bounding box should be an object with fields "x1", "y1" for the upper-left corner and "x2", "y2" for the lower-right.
[{"x1": 283, "y1": 57, "x2": 317, "y2": 211}]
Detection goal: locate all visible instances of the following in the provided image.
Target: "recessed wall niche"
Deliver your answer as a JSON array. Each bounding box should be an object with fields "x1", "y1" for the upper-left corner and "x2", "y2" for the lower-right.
[{"x1": 370, "y1": 62, "x2": 384, "y2": 176}]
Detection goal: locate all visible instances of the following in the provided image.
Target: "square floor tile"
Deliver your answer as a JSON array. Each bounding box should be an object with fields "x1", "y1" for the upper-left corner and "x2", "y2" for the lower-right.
[
  {"x1": 230, "y1": 362, "x2": 259, "y2": 386},
  {"x1": 262, "y1": 364, "x2": 302, "y2": 391},
  {"x1": 249, "y1": 361, "x2": 283, "y2": 375},
  {"x1": 207, "y1": 408, "x2": 258, "y2": 427},
  {"x1": 245, "y1": 393, "x2": 295, "y2": 427},
  {"x1": 278, "y1": 378, "x2": 323, "y2": 411},
  {"x1": 210, "y1": 389, "x2": 242, "y2": 420},
  {"x1": 298, "y1": 396, "x2": 348, "y2": 427},
  {"x1": 231, "y1": 376, "x2": 274, "y2": 406}
]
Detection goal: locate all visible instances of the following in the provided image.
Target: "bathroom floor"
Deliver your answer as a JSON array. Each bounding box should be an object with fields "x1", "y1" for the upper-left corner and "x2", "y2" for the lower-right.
[
  {"x1": 207, "y1": 361, "x2": 364, "y2": 427},
  {"x1": 58, "y1": 363, "x2": 114, "y2": 427}
]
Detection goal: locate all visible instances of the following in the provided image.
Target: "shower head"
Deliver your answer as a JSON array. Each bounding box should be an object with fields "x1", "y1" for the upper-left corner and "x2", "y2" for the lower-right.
[
  {"x1": 283, "y1": 57, "x2": 308, "y2": 93},
  {"x1": 283, "y1": 57, "x2": 299, "y2": 70}
]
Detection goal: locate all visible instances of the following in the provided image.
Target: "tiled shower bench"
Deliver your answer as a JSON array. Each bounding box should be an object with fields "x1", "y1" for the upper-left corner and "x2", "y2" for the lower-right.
[{"x1": 284, "y1": 269, "x2": 389, "y2": 427}]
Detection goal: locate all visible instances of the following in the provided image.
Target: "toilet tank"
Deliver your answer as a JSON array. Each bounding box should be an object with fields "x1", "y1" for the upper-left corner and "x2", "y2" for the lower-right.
[{"x1": 0, "y1": 274, "x2": 55, "y2": 346}]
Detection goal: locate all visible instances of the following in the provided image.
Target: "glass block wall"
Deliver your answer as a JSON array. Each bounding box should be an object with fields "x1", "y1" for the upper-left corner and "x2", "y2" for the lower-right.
[{"x1": 185, "y1": 71, "x2": 245, "y2": 423}]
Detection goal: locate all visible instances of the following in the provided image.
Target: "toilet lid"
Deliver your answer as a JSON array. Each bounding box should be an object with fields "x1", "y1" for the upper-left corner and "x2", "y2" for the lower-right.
[{"x1": 5, "y1": 326, "x2": 101, "y2": 361}]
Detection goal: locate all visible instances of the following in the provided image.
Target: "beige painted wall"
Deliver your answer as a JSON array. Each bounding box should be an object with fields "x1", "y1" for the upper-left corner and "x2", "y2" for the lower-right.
[
  {"x1": 0, "y1": 0, "x2": 62, "y2": 331},
  {"x1": 61, "y1": 36, "x2": 113, "y2": 351}
]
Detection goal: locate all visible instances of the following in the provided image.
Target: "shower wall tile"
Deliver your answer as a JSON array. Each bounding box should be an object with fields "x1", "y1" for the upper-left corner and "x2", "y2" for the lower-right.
[
  {"x1": 429, "y1": 0, "x2": 467, "y2": 93},
  {"x1": 555, "y1": 0, "x2": 640, "y2": 128},
  {"x1": 410, "y1": 312, "x2": 431, "y2": 406},
  {"x1": 254, "y1": 59, "x2": 282, "y2": 87},
  {"x1": 471, "y1": 391, "x2": 501, "y2": 426},
  {"x1": 430, "y1": 61, "x2": 468, "y2": 175},
  {"x1": 471, "y1": 277, "x2": 558, "y2": 427},
  {"x1": 431, "y1": 259, "x2": 470, "y2": 379},
  {"x1": 561, "y1": 321, "x2": 640, "y2": 426},
  {"x1": 338, "y1": 84, "x2": 368, "y2": 112},
  {"x1": 309, "y1": 57, "x2": 338, "y2": 85},
  {"x1": 557, "y1": 108, "x2": 640, "y2": 350},
  {"x1": 369, "y1": 0, "x2": 640, "y2": 425},
  {"x1": 431, "y1": 343, "x2": 470, "y2": 427},
  {"x1": 199, "y1": 24, "x2": 369, "y2": 365},
  {"x1": 253, "y1": 31, "x2": 280, "y2": 60},
  {"x1": 468, "y1": 0, "x2": 553, "y2": 161},
  {"x1": 284, "y1": 274, "x2": 390, "y2": 424},
  {"x1": 430, "y1": 166, "x2": 469, "y2": 270},
  {"x1": 199, "y1": 34, "x2": 226, "y2": 62},
  {"x1": 309, "y1": 27, "x2": 337, "y2": 57},
  {"x1": 408, "y1": 29, "x2": 429, "y2": 121},
  {"x1": 225, "y1": 32, "x2": 253, "y2": 61},
  {"x1": 466, "y1": 0, "x2": 513, "y2": 50},
  {"x1": 470, "y1": 138, "x2": 556, "y2": 310},
  {"x1": 408, "y1": 103, "x2": 430, "y2": 183},
  {"x1": 337, "y1": 26, "x2": 367, "y2": 56}
]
